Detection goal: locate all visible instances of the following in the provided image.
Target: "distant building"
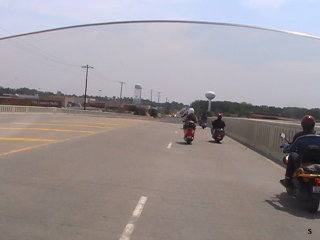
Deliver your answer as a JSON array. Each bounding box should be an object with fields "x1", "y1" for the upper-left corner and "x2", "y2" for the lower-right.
[{"x1": 0, "y1": 94, "x2": 84, "y2": 108}]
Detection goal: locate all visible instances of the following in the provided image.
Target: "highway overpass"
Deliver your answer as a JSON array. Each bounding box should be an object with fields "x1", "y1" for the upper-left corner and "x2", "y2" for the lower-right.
[{"x1": 0, "y1": 112, "x2": 319, "y2": 240}]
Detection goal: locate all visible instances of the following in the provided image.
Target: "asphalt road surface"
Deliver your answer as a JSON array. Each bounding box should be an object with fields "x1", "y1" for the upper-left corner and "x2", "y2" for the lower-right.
[{"x1": 0, "y1": 113, "x2": 319, "y2": 240}]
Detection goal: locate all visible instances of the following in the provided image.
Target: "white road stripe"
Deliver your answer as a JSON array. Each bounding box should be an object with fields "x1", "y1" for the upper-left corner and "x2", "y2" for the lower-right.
[
  {"x1": 167, "y1": 142, "x2": 173, "y2": 149},
  {"x1": 119, "y1": 196, "x2": 148, "y2": 240}
]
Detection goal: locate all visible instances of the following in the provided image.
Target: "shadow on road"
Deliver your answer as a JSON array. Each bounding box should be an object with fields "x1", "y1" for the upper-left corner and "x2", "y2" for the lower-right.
[
  {"x1": 265, "y1": 192, "x2": 320, "y2": 219},
  {"x1": 208, "y1": 140, "x2": 222, "y2": 144},
  {"x1": 176, "y1": 141, "x2": 191, "y2": 145}
]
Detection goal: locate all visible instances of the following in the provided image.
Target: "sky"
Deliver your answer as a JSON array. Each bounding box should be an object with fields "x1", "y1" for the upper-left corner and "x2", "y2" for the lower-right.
[
  {"x1": 1, "y1": 0, "x2": 320, "y2": 37},
  {"x1": 1, "y1": 0, "x2": 320, "y2": 108}
]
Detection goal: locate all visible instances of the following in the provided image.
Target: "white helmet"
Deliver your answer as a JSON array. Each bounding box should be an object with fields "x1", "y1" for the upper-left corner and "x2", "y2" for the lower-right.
[{"x1": 187, "y1": 108, "x2": 195, "y2": 115}]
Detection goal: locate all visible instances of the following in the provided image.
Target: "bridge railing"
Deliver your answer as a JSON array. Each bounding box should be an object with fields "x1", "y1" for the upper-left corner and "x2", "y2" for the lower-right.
[
  {"x1": 0, "y1": 104, "x2": 150, "y2": 119},
  {"x1": 223, "y1": 117, "x2": 320, "y2": 164},
  {"x1": 0, "y1": 105, "x2": 95, "y2": 114}
]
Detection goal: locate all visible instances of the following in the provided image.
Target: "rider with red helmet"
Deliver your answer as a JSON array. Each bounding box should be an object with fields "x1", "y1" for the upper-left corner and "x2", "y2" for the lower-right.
[
  {"x1": 292, "y1": 115, "x2": 316, "y2": 143},
  {"x1": 280, "y1": 115, "x2": 317, "y2": 188},
  {"x1": 212, "y1": 113, "x2": 225, "y2": 129}
]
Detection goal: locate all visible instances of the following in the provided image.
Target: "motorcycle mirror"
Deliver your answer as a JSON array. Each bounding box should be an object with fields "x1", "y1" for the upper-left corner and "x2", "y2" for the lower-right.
[{"x1": 280, "y1": 133, "x2": 286, "y2": 139}]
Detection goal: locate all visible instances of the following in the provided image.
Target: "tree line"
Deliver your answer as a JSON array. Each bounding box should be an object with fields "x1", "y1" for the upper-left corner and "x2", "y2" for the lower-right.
[{"x1": 191, "y1": 100, "x2": 320, "y2": 120}]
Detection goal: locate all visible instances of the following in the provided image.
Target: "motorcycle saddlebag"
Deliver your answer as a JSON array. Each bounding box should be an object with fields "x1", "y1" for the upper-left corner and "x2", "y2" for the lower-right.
[{"x1": 301, "y1": 145, "x2": 320, "y2": 164}]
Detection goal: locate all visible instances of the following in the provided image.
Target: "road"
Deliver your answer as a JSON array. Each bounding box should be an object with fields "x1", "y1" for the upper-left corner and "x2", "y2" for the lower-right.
[{"x1": 0, "y1": 113, "x2": 319, "y2": 240}]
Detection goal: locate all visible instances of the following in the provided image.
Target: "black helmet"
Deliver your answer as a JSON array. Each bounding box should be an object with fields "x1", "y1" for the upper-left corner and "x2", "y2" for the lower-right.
[
  {"x1": 301, "y1": 115, "x2": 315, "y2": 130},
  {"x1": 217, "y1": 113, "x2": 222, "y2": 120}
]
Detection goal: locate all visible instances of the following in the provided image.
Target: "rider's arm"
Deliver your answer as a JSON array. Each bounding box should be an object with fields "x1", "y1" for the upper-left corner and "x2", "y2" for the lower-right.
[{"x1": 286, "y1": 138, "x2": 302, "y2": 153}]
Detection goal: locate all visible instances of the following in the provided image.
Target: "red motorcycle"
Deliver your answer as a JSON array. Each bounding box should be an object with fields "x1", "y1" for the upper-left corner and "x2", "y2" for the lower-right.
[
  {"x1": 183, "y1": 121, "x2": 196, "y2": 144},
  {"x1": 212, "y1": 128, "x2": 225, "y2": 143}
]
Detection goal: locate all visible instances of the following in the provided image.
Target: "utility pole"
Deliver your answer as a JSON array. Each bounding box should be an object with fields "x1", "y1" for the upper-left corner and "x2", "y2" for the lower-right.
[
  {"x1": 166, "y1": 97, "x2": 168, "y2": 103},
  {"x1": 157, "y1": 92, "x2": 161, "y2": 104},
  {"x1": 119, "y1": 81, "x2": 125, "y2": 99},
  {"x1": 81, "y1": 65, "x2": 94, "y2": 110},
  {"x1": 150, "y1": 89, "x2": 153, "y2": 102}
]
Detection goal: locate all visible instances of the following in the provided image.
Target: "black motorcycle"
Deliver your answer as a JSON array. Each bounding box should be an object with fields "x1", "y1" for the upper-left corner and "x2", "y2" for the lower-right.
[{"x1": 280, "y1": 133, "x2": 320, "y2": 213}]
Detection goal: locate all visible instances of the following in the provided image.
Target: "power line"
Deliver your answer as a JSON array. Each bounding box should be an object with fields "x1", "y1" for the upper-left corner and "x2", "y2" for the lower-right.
[{"x1": 0, "y1": 26, "x2": 80, "y2": 68}]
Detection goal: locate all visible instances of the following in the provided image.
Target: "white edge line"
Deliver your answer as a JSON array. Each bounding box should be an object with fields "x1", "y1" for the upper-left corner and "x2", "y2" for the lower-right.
[
  {"x1": 166, "y1": 142, "x2": 173, "y2": 149},
  {"x1": 119, "y1": 196, "x2": 148, "y2": 240}
]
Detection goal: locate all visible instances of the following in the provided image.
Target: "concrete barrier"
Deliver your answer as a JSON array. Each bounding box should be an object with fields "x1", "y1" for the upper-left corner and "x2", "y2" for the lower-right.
[
  {"x1": 0, "y1": 105, "x2": 151, "y2": 120},
  {"x1": 223, "y1": 117, "x2": 320, "y2": 164}
]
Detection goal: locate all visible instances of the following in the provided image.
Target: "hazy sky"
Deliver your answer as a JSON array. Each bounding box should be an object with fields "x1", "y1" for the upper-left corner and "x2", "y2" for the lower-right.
[
  {"x1": 1, "y1": 0, "x2": 320, "y2": 37},
  {"x1": 1, "y1": 1, "x2": 320, "y2": 108}
]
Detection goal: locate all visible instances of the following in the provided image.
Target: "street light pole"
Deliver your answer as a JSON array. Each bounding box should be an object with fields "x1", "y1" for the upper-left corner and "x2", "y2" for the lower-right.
[{"x1": 82, "y1": 65, "x2": 94, "y2": 110}]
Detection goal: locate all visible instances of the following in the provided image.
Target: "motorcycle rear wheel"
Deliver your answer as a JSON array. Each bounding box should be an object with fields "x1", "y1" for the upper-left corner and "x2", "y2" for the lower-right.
[
  {"x1": 305, "y1": 197, "x2": 319, "y2": 213},
  {"x1": 285, "y1": 187, "x2": 294, "y2": 196},
  {"x1": 186, "y1": 139, "x2": 192, "y2": 144}
]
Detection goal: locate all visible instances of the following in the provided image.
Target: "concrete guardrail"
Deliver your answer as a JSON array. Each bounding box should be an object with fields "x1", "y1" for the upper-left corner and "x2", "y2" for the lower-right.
[
  {"x1": 0, "y1": 105, "x2": 106, "y2": 115},
  {"x1": 223, "y1": 117, "x2": 320, "y2": 164},
  {"x1": 0, "y1": 105, "x2": 152, "y2": 120}
]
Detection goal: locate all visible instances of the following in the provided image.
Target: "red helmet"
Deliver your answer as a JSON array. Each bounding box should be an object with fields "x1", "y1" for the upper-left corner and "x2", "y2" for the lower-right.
[{"x1": 301, "y1": 115, "x2": 315, "y2": 130}]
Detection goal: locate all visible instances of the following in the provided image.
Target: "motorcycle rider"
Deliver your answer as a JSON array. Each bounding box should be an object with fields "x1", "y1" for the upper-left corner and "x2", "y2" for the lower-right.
[
  {"x1": 199, "y1": 112, "x2": 208, "y2": 125},
  {"x1": 183, "y1": 108, "x2": 197, "y2": 129},
  {"x1": 211, "y1": 113, "x2": 226, "y2": 134},
  {"x1": 184, "y1": 108, "x2": 197, "y2": 122},
  {"x1": 280, "y1": 115, "x2": 317, "y2": 188}
]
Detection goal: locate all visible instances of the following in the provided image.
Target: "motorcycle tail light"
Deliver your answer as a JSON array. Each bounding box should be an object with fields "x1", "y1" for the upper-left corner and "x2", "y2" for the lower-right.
[{"x1": 315, "y1": 178, "x2": 320, "y2": 186}]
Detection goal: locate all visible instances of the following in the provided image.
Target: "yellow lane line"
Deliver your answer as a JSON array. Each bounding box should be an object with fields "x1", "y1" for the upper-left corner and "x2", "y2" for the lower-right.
[
  {"x1": 0, "y1": 125, "x2": 114, "y2": 157},
  {"x1": 0, "y1": 119, "x2": 147, "y2": 158},
  {"x1": 48, "y1": 120, "x2": 124, "y2": 126},
  {"x1": 0, "y1": 127, "x2": 95, "y2": 134},
  {"x1": 12, "y1": 122, "x2": 115, "y2": 129},
  {"x1": 0, "y1": 137, "x2": 54, "y2": 142},
  {"x1": 50, "y1": 119, "x2": 145, "y2": 125},
  {"x1": 0, "y1": 146, "x2": 38, "y2": 157}
]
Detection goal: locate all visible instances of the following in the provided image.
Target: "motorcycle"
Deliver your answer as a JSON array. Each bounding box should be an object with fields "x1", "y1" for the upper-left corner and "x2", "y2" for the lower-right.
[
  {"x1": 212, "y1": 128, "x2": 225, "y2": 143},
  {"x1": 199, "y1": 120, "x2": 207, "y2": 129},
  {"x1": 183, "y1": 120, "x2": 196, "y2": 144},
  {"x1": 280, "y1": 133, "x2": 320, "y2": 213}
]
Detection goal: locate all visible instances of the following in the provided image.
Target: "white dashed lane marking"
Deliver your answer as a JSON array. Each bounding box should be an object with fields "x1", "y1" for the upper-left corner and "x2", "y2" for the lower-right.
[{"x1": 119, "y1": 196, "x2": 148, "y2": 240}]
